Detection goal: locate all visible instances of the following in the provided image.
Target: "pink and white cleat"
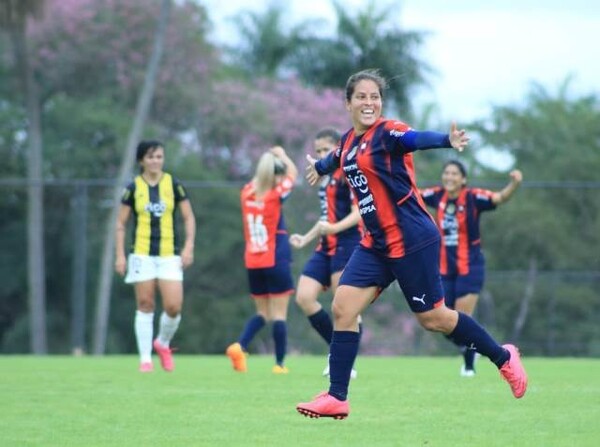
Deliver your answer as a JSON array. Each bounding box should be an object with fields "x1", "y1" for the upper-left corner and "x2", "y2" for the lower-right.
[
  {"x1": 153, "y1": 339, "x2": 175, "y2": 372},
  {"x1": 296, "y1": 392, "x2": 349, "y2": 420},
  {"x1": 499, "y1": 344, "x2": 528, "y2": 398},
  {"x1": 139, "y1": 362, "x2": 154, "y2": 373}
]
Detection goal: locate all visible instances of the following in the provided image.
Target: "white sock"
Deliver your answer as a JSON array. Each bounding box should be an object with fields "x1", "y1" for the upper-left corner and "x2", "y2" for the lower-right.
[
  {"x1": 135, "y1": 310, "x2": 154, "y2": 363},
  {"x1": 157, "y1": 312, "x2": 181, "y2": 348}
]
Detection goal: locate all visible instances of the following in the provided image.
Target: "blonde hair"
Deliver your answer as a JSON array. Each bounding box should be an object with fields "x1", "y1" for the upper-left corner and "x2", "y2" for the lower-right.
[{"x1": 253, "y1": 152, "x2": 278, "y2": 197}]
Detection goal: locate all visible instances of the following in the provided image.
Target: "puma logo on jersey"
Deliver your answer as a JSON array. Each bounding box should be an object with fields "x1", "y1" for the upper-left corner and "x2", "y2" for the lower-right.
[{"x1": 412, "y1": 294, "x2": 426, "y2": 305}]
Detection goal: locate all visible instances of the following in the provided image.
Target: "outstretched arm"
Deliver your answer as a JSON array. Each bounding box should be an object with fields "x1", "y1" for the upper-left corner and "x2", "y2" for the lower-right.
[
  {"x1": 492, "y1": 169, "x2": 523, "y2": 205},
  {"x1": 400, "y1": 122, "x2": 469, "y2": 153}
]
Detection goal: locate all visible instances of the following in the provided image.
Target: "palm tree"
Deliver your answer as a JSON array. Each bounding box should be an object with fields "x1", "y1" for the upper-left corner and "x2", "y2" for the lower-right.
[
  {"x1": 230, "y1": 3, "x2": 319, "y2": 78},
  {"x1": 291, "y1": 0, "x2": 431, "y2": 118},
  {"x1": 92, "y1": 0, "x2": 173, "y2": 355},
  {"x1": 1, "y1": 0, "x2": 47, "y2": 354}
]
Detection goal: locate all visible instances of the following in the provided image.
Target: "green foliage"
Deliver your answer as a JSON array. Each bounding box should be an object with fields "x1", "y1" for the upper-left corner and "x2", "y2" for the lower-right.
[
  {"x1": 472, "y1": 82, "x2": 600, "y2": 271},
  {"x1": 289, "y1": 0, "x2": 431, "y2": 119},
  {"x1": 0, "y1": 100, "x2": 26, "y2": 177},
  {"x1": 28, "y1": 0, "x2": 216, "y2": 130},
  {"x1": 229, "y1": 3, "x2": 318, "y2": 78},
  {"x1": 42, "y1": 95, "x2": 132, "y2": 178}
]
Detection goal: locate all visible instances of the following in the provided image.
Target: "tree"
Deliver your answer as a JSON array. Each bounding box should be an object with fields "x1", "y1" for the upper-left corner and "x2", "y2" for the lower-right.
[
  {"x1": 29, "y1": 0, "x2": 215, "y2": 131},
  {"x1": 198, "y1": 77, "x2": 349, "y2": 178},
  {"x1": 228, "y1": 3, "x2": 317, "y2": 78},
  {"x1": 1, "y1": 0, "x2": 48, "y2": 354},
  {"x1": 468, "y1": 80, "x2": 600, "y2": 355},
  {"x1": 290, "y1": 0, "x2": 431, "y2": 119}
]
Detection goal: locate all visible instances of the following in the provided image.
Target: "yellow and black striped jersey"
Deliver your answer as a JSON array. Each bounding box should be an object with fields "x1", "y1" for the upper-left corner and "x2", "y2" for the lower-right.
[{"x1": 120, "y1": 172, "x2": 189, "y2": 256}]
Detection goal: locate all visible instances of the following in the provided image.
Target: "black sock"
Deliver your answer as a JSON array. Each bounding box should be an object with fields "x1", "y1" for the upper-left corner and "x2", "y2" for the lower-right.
[
  {"x1": 308, "y1": 308, "x2": 333, "y2": 345},
  {"x1": 463, "y1": 346, "x2": 476, "y2": 370},
  {"x1": 272, "y1": 320, "x2": 287, "y2": 366},
  {"x1": 239, "y1": 314, "x2": 265, "y2": 350},
  {"x1": 448, "y1": 312, "x2": 509, "y2": 368},
  {"x1": 328, "y1": 331, "x2": 360, "y2": 401}
]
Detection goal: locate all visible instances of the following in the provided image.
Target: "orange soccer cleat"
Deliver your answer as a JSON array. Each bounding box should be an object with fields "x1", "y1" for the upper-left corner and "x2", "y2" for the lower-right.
[{"x1": 226, "y1": 342, "x2": 247, "y2": 372}]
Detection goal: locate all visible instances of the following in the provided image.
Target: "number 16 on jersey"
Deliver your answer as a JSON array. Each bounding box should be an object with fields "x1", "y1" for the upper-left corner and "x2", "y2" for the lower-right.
[{"x1": 247, "y1": 213, "x2": 269, "y2": 253}]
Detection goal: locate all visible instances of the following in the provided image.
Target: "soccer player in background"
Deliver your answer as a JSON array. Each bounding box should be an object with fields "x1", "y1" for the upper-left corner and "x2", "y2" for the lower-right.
[
  {"x1": 226, "y1": 146, "x2": 298, "y2": 374},
  {"x1": 421, "y1": 161, "x2": 523, "y2": 376},
  {"x1": 115, "y1": 140, "x2": 196, "y2": 373},
  {"x1": 290, "y1": 128, "x2": 362, "y2": 378},
  {"x1": 296, "y1": 69, "x2": 528, "y2": 420}
]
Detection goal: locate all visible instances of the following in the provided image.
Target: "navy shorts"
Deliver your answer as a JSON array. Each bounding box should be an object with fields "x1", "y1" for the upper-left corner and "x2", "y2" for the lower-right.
[
  {"x1": 302, "y1": 241, "x2": 357, "y2": 288},
  {"x1": 247, "y1": 261, "x2": 294, "y2": 298},
  {"x1": 442, "y1": 262, "x2": 485, "y2": 309},
  {"x1": 339, "y1": 242, "x2": 445, "y2": 313}
]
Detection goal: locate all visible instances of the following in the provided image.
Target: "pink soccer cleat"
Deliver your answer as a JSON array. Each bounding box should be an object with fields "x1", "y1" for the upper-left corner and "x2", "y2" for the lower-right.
[
  {"x1": 296, "y1": 392, "x2": 349, "y2": 420},
  {"x1": 499, "y1": 344, "x2": 528, "y2": 398},
  {"x1": 139, "y1": 362, "x2": 154, "y2": 373},
  {"x1": 153, "y1": 339, "x2": 175, "y2": 372}
]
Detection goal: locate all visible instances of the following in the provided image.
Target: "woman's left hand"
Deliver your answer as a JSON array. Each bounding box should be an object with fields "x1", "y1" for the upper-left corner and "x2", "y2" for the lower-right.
[
  {"x1": 449, "y1": 122, "x2": 469, "y2": 152},
  {"x1": 181, "y1": 247, "x2": 194, "y2": 269}
]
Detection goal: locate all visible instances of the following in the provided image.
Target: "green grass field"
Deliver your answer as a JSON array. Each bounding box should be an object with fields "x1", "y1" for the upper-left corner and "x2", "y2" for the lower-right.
[{"x1": 1, "y1": 355, "x2": 599, "y2": 446}]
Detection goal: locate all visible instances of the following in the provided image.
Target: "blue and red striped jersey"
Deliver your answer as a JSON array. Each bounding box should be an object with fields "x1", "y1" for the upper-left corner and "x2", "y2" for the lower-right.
[
  {"x1": 420, "y1": 186, "x2": 497, "y2": 275},
  {"x1": 316, "y1": 168, "x2": 362, "y2": 255},
  {"x1": 316, "y1": 118, "x2": 452, "y2": 258}
]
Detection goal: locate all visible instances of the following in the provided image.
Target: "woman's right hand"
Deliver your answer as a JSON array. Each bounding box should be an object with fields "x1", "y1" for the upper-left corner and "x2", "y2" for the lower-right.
[
  {"x1": 305, "y1": 154, "x2": 320, "y2": 186},
  {"x1": 289, "y1": 233, "x2": 305, "y2": 248}
]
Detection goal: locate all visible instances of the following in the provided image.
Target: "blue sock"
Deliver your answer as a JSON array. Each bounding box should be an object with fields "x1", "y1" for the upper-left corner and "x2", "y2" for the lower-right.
[
  {"x1": 272, "y1": 320, "x2": 287, "y2": 366},
  {"x1": 328, "y1": 331, "x2": 360, "y2": 401},
  {"x1": 448, "y1": 312, "x2": 509, "y2": 368},
  {"x1": 308, "y1": 309, "x2": 333, "y2": 345},
  {"x1": 239, "y1": 315, "x2": 265, "y2": 351}
]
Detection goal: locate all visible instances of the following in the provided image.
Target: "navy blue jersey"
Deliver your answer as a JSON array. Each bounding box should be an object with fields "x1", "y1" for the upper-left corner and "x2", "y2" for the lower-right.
[
  {"x1": 316, "y1": 118, "x2": 452, "y2": 258},
  {"x1": 421, "y1": 186, "x2": 496, "y2": 275},
  {"x1": 316, "y1": 167, "x2": 362, "y2": 255}
]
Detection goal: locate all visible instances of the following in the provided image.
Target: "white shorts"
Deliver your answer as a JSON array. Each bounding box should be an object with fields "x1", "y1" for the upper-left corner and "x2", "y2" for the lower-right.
[{"x1": 124, "y1": 254, "x2": 183, "y2": 283}]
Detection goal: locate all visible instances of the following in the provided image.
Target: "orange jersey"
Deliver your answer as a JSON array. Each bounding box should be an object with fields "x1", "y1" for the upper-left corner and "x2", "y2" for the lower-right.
[{"x1": 241, "y1": 176, "x2": 294, "y2": 268}]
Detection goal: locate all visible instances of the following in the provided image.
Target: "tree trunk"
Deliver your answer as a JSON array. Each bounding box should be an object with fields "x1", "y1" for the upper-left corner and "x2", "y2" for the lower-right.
[
  {"x1": 511, "y1": 258, "x2": 537, "y2": 342},
  {"x1": 92, "y1": 0, "x2": 172, "y2": 355},
  {"x1": 10, "y1": 18, "x2": 47, "y2": 354}
]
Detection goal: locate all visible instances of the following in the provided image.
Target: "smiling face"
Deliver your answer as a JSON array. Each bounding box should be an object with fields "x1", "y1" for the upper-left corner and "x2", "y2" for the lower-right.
[
  {"x1": 441, "y1": 163, "x2": 467, "y2": 196},
  {"x1": 345, "y1": 79, "x2": 382, "y2": 134},
  {"x1": 140, "y1": 146, "x2": 165, "y2": 176}
]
